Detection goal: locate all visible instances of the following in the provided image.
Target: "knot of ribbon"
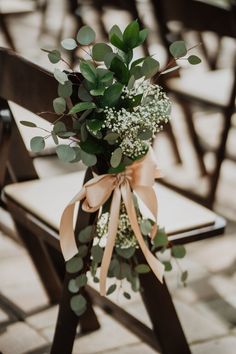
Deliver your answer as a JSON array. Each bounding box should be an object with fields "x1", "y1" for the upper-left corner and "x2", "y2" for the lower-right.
[{"x1": 59, "y1": 148, "x2": 164, "y2": 296}]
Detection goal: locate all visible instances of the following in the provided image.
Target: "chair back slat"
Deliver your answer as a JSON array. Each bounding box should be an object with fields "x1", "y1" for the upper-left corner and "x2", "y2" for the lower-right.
[{"x1": 0, "y1": 47, "x2": 57, "y2": 123}]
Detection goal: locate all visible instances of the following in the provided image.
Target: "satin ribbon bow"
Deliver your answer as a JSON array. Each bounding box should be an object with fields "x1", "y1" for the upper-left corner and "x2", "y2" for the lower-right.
[{"x1": 60, "y1": 148, "x2": 164, "y2": 296}]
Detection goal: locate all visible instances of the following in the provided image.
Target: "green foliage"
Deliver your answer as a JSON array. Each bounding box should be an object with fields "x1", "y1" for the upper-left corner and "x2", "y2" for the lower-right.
[
  {"x1": 171, "y1": 245, "x2": 186, "y2": 259},
  {"x1": 54, "y1": 68, "x2": 68, "y2": 84},
  {"x1": 69, "y1": 102, "x2": 96, "y2": 114},
  {"x1": 106, "y1": 284, "x2": 117, "y2": 295},
  {"x1": 140, "y1": 219, "x2": 152, "y2": 235},
  {"x1": 78, "y1": 225, "x2": 94, "y2": 243},
  {"x1": 81, "y1": 150, "x2": 97, "y2": 166},
  {"x1": 91, "y1": 245, "x2": 104, "y2": 263},
  {"x1": 70, "y1": 294, "x2": 87, "y2": 315},
  {"x1": 53, "y1": 97, "x2": 66, "y2": 114},
  {"x1": 135, "y1": 264, "x2": 151, "y2": 274},
  {"x1": 142, "y1": 57, "x2": 160, "y2": 78},
  {"x1": 115, "y1": 246, "x2": 136, "y2": 259},
  {"x1": 92, "y1": 43, "x2": 112, "y2": 61},
  {"x1": 100, "y1": 83, "x2": 123, "y2": 107},
  {"x1": 56, "y1": 145, "x2": 76, "y2": 162},
  {"x1": 123, "y1": 20, "x2": 140, "y2": 49},
  {"x1": 169, "y1": 41, "x2": 187, "y2": 58},
  {"x1": 30, "y1": 136, "x2": 45, "y2": 153},
  {"x1": 20, "y1": 121, "x2": 37, "y2": 128},
  {"x1": 153, "y1": 228, "x2": 168, "y2": 248},
  {"x1": 188, "y1": 55, "x2": 201, "y2": 65},
  {"x1": 58, "y1": 80, "x2": 73, "y2": 98},
  {"x1": 66, "y1": 256, "x2": 83, "y2": 273},
  {"x1": 77, "y1": 25, "x2": 96, "y2": 45},
  {"x1": 48, "y1": 50, "x2": 61, "y2": 63},
  {"x1": 61, "y1": 38, "x2": 77, "y2": 50},
  {"x1": 163, "y1": 261, "x2": 172, "y2": 272},
  {"x1": 110, "y1": 147, "x2": 122, "y2": 168},
  {"x1": 80, "y1": 61, "x2": 97, "y2": 83}
]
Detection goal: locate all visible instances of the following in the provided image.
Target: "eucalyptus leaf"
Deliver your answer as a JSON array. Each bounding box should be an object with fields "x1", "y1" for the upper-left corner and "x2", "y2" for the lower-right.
[
  {"x1": 61, "y1": 38, "x2": 77, "y2": 50},
  {"x1": 169, "y1": 40, "x2": 187, "y2": 58},
  {"x1": 130, "y1": 65, "x2": 143, "y2": 80},
  {"x1": 153, "y1": 228, "x2": 168, "y2": 248},
  {"x1": 188, "y1": 55, "x2": 201, "y2": 65},
  {"x1": 171, "y1": 245, "x2": 186, "y2": 259},
  {"x1": 106, "y1": 284, "x2": 117, "y2": 295},
  {"x1": 78, "y1": 245, "x2": 88, "y2": 258},
  {"x1": 77, "y1": 25, "x2": 95, "y2": 45},
  {"x1": 53, "y1": 121, "x2": 66, "y2": 134},
  {"x1": 51, "y1": 132, "x2": 59, "y2": 145},
  {"x1": 91, "y1": 245, "x2": 104, "y2": 263},
  {"x1": 70, "y1": 294, "x2": 87, "y2": 314},
  {"x1": 20, "y1": 121, "x2": 37, "y2": 128},
  {"x1": 30, "y1": 136, "x2": 45, "y2": 153},
  {"x1": 104, "y1": 132, "x2": 119, "y2": 142},
  {"x1": 54, "y1": 68, "x2": 68, "y2": 84},
  {"x1": 92, "y1": 43, "x2": 112, "y2": 61},
  {"x1": 48, "y1": 50, "x2": 61, "y2": 63},
  {"x1": 140, "y1": 219, "x2": 152, "y2": 236},
  {"x1": 66, "y1": 257, "x2": 83, "y2": 273},
  {"x1": 110, "y1": 147, "x2": 122, "y2": 168},
  {"x1": 71, "y1": 147, "x2": 81, "y2": 162},
  {"x1": 135, "y1": 264, "x2": 151, "y2": 274},
  {"x1": 123, "y1": 292, "x2": 131, "y2": 300},
  {"x1": 58, "y1": 80, "x2": 73, "y2": 98},
  {"x1": 76, "y1": 274, "x2": 88, "y2": 287},
  {"x1": 163, "y1": 261, "x2": 172, "y2": 272},
  {"x1": 78, "y1": 225, "x2": 93, "y2": 243},
  {"x1": 69, "y1": 102, "x2": 96, "y2": 114},
  {"x1": 68, "y1": 279, "x2": 80, "y2": 293},
  {"x1": 81, "y1": 150, "x2": 97, "y2": 166},
  {"x1": 142, "y1": 57, "x2": 160, "y2": 78},
  {"x1": 56, "y1": 144, "x2": 76, "y2": 162},
  {"x1": 53, "y1": 97, "x2": 66, "y2": 114},
  {"x1": 116, "y1": 247, "x2": 136, "y2": 259},
  {"x1": 137, "y1": 128, "x2": 153, "y2": 140}
]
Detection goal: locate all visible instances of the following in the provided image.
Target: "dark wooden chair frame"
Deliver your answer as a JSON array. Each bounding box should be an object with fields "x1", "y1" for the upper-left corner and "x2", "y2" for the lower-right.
[
  {"x1": 0, "y1": 47, "x2": 225, "y2": 354},
  {"x1": 151, "y1": 0, "x2": 236, "y2": 208}
]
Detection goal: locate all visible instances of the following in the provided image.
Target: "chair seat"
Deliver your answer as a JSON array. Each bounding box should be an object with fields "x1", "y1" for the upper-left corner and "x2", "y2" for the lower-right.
[
  {"x1": 167, "y1": 69, "x2": 235, "y2": 107},
  {"x1": 4, "y1": 172, "x2": 216, "y2": 235},
  {"x1": 0, "y1": 0, "x2": 35, "y2": 14}
]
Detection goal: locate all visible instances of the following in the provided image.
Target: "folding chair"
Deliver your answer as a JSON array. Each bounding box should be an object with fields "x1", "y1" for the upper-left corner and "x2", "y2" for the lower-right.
[
  {"x1": 0, "y1": 47, "x2": 225, "y2": 354},
  {"x1": 151, "y1": 0, "x2": 236, "y2": 208}
]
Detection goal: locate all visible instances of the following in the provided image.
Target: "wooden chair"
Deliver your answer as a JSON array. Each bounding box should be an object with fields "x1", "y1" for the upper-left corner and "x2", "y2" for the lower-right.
[
  {"x1": 0, "y1": 0, "x2": 47, "y2": 51},
  {"x1": 0, "y1": 47, "x2": 225, "y2": 354},
  {"x1": 151, "y1": 0, "x2": 236, "y2": 208}
]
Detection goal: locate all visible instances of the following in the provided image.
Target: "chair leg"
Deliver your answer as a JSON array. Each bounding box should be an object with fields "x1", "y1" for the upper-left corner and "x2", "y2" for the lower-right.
[
  {"x1": 165, "y1": 123, "x2": 182, "y2": 164},
  {"x1": 139, "y1": 272, "x2": 191, "y2": 354},
  {"x1": 13, "y1": 221, "x2": 62, "y2": 304},
  {"x1": 51, "y1": 272, "x2": 100, "y2": 354}
]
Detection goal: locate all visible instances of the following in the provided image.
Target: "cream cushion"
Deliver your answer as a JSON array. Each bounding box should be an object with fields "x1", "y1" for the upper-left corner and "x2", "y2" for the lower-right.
[
  {"x1": 168, "y1": 69, "x2": 235, "y2": 107},
  {"x1": 4, "y1": 172, "x2": 216, "y2": 235}
]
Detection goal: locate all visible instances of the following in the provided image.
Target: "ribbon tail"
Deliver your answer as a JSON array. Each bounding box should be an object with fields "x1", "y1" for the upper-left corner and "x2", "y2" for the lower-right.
[
  {"x1": 59, "y1": 188, "x2": 86, "y2": 261},
  {"x1": 99, "y1": 187, "x2": 121, "y2": 296},
  {"x1": 121, "y1": 181, "x2": 164, "y2": 283}
]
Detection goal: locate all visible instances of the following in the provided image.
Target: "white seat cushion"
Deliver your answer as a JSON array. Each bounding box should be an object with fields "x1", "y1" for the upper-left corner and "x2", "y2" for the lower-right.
[
  {"x1": 168, "y1": 69, "x2": 235, "y2": 107},
  {"x1": 0, "y1": 0, "x2": 35, "y2": 14},
  {"x1": 4, "y1": 172, "x2": 216, "y2": 235}
]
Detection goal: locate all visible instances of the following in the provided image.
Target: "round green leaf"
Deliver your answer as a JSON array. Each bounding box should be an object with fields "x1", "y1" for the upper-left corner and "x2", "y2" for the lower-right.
[
  {"x1": 78, "y1": 84, "x2": 92, "y2": 102},
  {"x1": 142, "y1": 57, "x2": 160, "y2": 79},
  {"x1": 56, "y1": 145, "x2": 76, "y2": 162},
  {"x1": 69, "y1": 102, "x2": 96, "y2": 115},
  {"x1": 153, "y1": 228, "x2": 168, "y2": 248},
  {"x1": 66, "y1": 257, "x2": 83, "y2": 273},
  {"x1": 53, "y1": 121, "x2": 66, "y2": 134},
  {"x1": 188, "y1": 55, "x2": 201, "y2": 65},
  {"x1": 140, "y1": 219, "x2": 152, "y2": 236},
  {"x1": 137, "y1": 128, "x2": 153, "y2": 141},
  {"x1": 169, "y1": 40, "x2": 187, "y2": 58},
  {"x1": 77, "y1": 245, "x2": 88, "y2": 258},
  {"x1": 61, "y1": 38, "x2": 77, "y2": 50},
  {"x1": 104, "y1": 132, "x2": 119, "y2": 143},
  {"x1": 116, "y1": 247, "x2": 136, "y2": 259},
  {"x1": 106, "y1": 284, "x2": 117, "y2": 295},
  {"x1": 163, "y1": 261, "x2": 172, "y2": 272},
  {"x1": 54, "y1": 68, "x2": 68, "y2": 84},
  {"x1": 171, "y1": 245, "x2": 186, "y2": 259},
  {"x1": 20, "y1": 121, "x2": 37, "y2": 128},
  {"x1": 48, "y1": 50, "x2": 61, "y2": 63},
  {"x1": 76, "y1": 274, "x2": 88, "y2": 287},
  {"x1": 92, "y1": 43, "x2": 112, "y2": 61},
  {"x1": 53, "y1": 97, "x2": 66, "y2": 114},
  {"x1": 135, "y1": 264, "x2": 151, "y2": 274},
  {"x1": 86, "y1": 119, "x2": 103, "y2": 132},
  {"x1": 30, "y1": 136, "x2": 45, "y2": 153},
  {"x1": 70, "y1": 294, "x2": 87, "y2": 313},
  {"x1": 77, "y1": 25, "x2": 95, "y2": 45},
  {"x1": 58, "y1": 80, "x2": 73, "y2": 98},
  {"x1": 110, "y1": 147, "x2": 122, "y2": 168},
  {"x1": 78, "y1": 225, "x2": 93, "y2": 243},
  {"x1": 68, "y1": 279, "x2": 80, "y2": 293},
  {"x1": 81, "y1": 150, "x2": 97, "y2": 167},
  {"x1": 91, "y1": 245, "x2": 104, "y2": 263}
]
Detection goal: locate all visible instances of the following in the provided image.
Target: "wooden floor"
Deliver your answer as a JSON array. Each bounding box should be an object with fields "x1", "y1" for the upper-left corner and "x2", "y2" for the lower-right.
[{"x1": 0, "y1": 1, "x2": 236, "y2": 353}]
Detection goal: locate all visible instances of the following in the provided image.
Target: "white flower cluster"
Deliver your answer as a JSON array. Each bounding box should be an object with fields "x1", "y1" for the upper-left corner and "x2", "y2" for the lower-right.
[
  {"x1": 96, "y1": 203, "x2": 138, "y2": 249},
  {"x1": 103, "y1": 83, "x2": 171, "y2": 158}
]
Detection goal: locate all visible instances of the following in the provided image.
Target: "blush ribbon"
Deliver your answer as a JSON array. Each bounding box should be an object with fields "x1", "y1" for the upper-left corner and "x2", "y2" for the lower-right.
[{"x1": 59, "y1": 148, "x2": 164, "y2": 296}]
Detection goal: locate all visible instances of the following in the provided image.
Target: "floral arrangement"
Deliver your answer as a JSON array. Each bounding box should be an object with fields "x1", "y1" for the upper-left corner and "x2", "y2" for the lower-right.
[{"x1": 20, "y1": 21, "x2": 201, "y2": 316}]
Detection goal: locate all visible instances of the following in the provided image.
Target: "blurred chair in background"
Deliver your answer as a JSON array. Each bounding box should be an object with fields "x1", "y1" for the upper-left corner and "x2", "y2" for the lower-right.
[
  {"x1": 0, "y1": 0, "x2": 48, "y2": 51},
  {"x1": 151, "y1": 0, "x2": 236, "y2": 209}
]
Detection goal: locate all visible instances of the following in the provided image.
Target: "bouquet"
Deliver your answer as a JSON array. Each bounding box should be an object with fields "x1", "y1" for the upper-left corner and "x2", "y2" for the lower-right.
[{"x1": 20, "y1": 21, "x2": 201, "y2": 316}]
